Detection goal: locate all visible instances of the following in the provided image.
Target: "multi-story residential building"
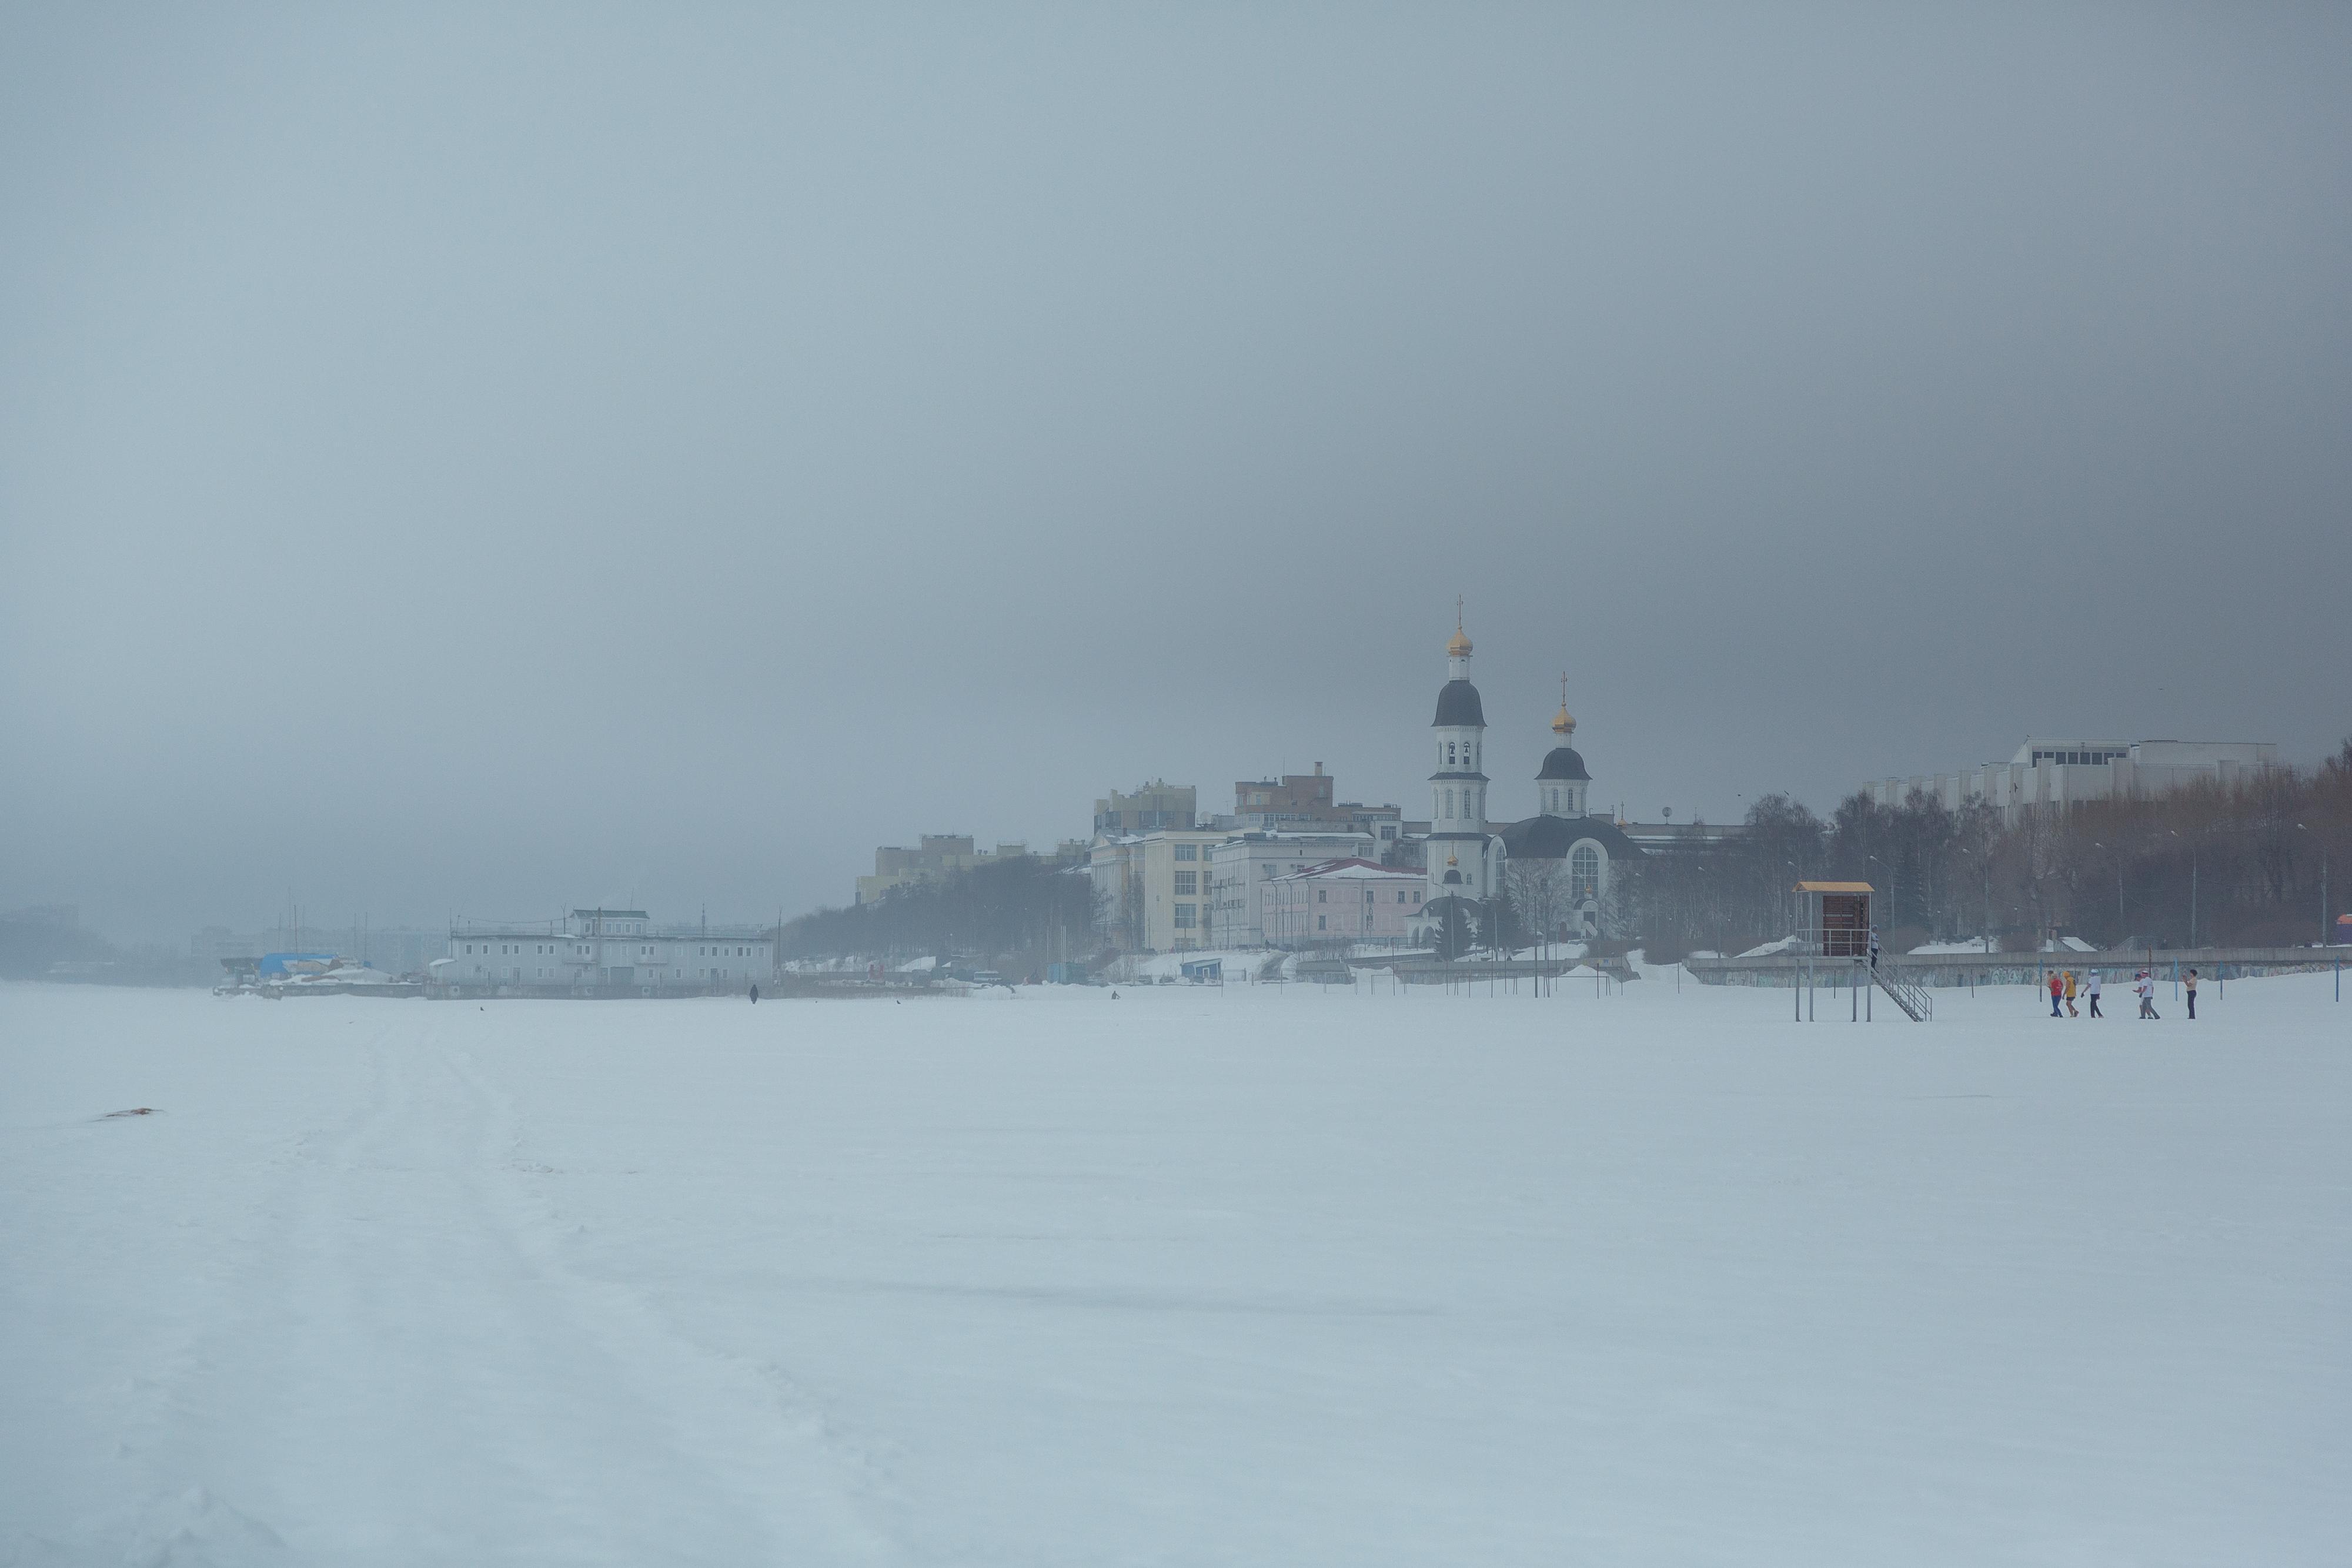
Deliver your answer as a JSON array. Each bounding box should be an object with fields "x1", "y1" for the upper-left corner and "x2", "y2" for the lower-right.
[
  {"x1": 1090, "y1": 828, "x2": 1231, "y2": 952},
  {"x1": 858, "y1": 835, "x2": 1051, "y2": 905},
  {"x1": 1262, "y1": 858, "x2": 1426, "y2": 948},
  {"x1": 439, "y1": 908, "x2": 770, "y2": 994},
  {"x1": 1093, "y1": 780, "x2": 1197, "y2": 836},
  {"x1": 1863, "y1": 738, "x2": 2280, "y2": 825},
  {"x1": 1088, "y1": 837, "x2": 1144, "y2": 949},
  {"x1": 1229, "y1": 764, "x2": 1405, "y2": 847},
  {"x1": 1205, "y1": 831, "x2": 1378, "y2": 947}
]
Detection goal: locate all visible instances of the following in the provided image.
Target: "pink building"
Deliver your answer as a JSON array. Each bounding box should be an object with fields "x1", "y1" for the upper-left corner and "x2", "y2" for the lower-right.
[{"x1": 1262, "y1": 858, "x2": 1426, "y2": 948}]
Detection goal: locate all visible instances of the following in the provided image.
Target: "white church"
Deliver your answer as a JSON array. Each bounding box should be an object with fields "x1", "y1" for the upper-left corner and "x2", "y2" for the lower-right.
[{"x1": 1409, "y1": 618, "x2": 1640, "y2": 948}]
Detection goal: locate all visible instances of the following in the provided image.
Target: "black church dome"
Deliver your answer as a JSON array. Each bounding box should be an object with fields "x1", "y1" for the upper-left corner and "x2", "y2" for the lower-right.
[
  {"x1": 1432, "y1": 680, "x2": 1485, "y2": 727},
  {"x1": 1536, "y1": 745, "x2": 1589, "y2": 782}
]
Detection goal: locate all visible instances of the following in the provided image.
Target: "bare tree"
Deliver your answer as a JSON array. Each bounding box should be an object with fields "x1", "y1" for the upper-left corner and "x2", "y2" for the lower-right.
[{"x1": 1504, "y1": 857, "x2": 1572, "y2": 955}]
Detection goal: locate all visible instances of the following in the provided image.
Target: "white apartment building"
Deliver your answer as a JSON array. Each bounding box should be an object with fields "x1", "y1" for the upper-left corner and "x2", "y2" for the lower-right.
[
  {"x1": 440, "y1": 907, "x2": 772, "y2": 993},
  {"x1": 1091, "y1": 829, "x2": 1235, "y2": 952},
  {"x1": 1865, "y1": 738, "x2": 2280, "y2": 824},
  {"x1": 1205, "y1": 831, "x2": 1378, "y2": 948}
]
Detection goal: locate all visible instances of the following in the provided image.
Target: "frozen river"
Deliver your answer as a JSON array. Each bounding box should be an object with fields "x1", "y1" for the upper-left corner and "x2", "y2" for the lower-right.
[{"x1": 4, "y1": 971, "x2": 2346, "y2": 1565}]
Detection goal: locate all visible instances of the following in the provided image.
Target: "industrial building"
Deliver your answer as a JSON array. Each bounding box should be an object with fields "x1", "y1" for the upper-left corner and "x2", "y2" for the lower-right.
[
  {"x1": 1864, "y1": 738, "x2": 2280, "y2": 823},
  {"x1": 435, "y1": 908, "x2": 771, "y2": 995}
]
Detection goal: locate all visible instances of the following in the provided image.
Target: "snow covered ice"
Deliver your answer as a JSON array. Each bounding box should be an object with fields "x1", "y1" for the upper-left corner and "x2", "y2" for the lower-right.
[{"x1": 3, "y1": 971, "x2": 2347, "y2": 1565}]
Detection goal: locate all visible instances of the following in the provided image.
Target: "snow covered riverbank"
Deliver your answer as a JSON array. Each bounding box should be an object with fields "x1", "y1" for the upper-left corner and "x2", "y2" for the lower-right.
[{"x1": 4, "y1": 975, "x2": 2346, "y2": 1564}]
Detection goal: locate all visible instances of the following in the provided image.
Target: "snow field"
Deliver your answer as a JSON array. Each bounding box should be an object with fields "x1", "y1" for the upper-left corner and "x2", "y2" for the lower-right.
[{"x1": 2, "y1": 973, "x2": 2347, "y2": 1566}]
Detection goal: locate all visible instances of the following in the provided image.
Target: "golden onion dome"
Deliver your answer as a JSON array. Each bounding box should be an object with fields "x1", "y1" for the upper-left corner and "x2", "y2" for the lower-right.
[
  {"x1": 1552, "y1": 704, "x2": 1576, "y2": 737},
  {"x1": 1446, "y1": 627, "x2": 1472, "y2": 657}
]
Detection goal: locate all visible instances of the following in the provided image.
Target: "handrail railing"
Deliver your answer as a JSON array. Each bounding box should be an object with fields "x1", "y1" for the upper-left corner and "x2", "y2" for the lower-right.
[{"x1": 1864, "y1": 959, "x2": 1932, "y2": 1021}]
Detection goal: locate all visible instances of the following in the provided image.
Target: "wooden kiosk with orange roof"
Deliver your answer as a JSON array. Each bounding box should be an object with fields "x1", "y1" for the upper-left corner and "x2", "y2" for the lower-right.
[{"x1": 1796, "y1": 881, "x2": 1875, "y2": 957}]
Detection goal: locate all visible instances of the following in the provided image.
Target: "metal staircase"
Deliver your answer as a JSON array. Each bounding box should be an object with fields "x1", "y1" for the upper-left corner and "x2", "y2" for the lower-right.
[{"x1": 1866, "y1": 960, "x2": 1933, "y2": 1022}]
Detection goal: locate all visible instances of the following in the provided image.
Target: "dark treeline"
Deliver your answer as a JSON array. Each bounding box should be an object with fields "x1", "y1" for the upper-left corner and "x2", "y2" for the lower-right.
[
  {"x1": 1625, "y1": 738, "x2": 2352, "y2": 962},
  {"x1": 779, "y1": 854, "x2": 1100, "y2": 965},
  {"x1": 0, "y1": 915, "x2": 211, "y2": 985}
]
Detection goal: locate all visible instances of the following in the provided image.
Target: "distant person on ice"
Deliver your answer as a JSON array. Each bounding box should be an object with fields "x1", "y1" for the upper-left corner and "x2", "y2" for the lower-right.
[
  {"x1": 2184, "y1": 968, "x2": 2199, "y2": 1019},
  {"x1": 750, "y1": 984, "x2": 759, "y2": 1004},
  {"x1": 2086, "y1": 969, "x2": 2103, "y2": 1017},
  {"x1": 2047, "y1": 969, "x2": 2064, "y2": 1017},
  {"x1": 1867, "y1": 928, "x2": 1881, "y2": 970},
  {"x1": 2137, "y1": 971, "x2": 2160, "y2": 1019},
  {"x1": 2063, "y1": 969, "x2": 2079, "y2": 1017}
]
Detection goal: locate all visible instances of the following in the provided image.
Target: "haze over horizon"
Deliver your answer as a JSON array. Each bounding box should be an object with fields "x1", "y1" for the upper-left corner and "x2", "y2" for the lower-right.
[{"x1": 5, "y1": 6, "x2": 2348, "y2": 945}]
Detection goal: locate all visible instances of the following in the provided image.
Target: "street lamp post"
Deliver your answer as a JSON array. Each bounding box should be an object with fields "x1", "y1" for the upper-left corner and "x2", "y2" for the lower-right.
[
  {"x1": 2170, "y1": 830, "x2": 2198, "y2": 950},
  {"x1": 2094, "y1": 842, "x2": 2124, "y2": 939},
  {"x1": 1959, "y1": 845, "x2": 1992, "y2": 951},
  {"x1": 2300, "y1": 824, "x2": 2328, "y2": 948}
]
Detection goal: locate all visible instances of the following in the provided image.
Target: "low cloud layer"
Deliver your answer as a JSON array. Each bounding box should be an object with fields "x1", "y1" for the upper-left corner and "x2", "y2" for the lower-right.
[{"x1": 5, "y1": 7, "x2": 2347, "y2": 941}]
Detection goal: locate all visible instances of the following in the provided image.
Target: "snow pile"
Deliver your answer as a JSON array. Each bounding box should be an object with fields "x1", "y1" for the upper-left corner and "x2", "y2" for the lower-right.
[{"x1": 1736, "y1": 934, "x2": 1808, "y2": 958}]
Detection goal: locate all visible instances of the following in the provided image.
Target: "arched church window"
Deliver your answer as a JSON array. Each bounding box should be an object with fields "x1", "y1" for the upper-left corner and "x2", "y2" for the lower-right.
[{"x1": 1571, "y1": 844, "x2": 1601, "y2": 904}]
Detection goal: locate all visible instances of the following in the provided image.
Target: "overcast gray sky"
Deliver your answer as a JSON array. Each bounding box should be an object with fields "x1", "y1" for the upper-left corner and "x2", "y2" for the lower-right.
[{"x1": 4, "y1": 4, "x2": 2347, "y2": 943}]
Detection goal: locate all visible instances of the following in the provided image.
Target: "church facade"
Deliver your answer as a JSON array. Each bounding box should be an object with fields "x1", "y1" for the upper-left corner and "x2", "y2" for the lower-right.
[{"x1": 1408, "y1": 620, "x2": 1640, "y2": 948}]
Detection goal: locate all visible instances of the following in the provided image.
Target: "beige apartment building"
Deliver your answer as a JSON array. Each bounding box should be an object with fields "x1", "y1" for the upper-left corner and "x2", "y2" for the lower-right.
[
  {"x1": 858, "y1": 835, "x2": 1057, "y2": 905},
  {"x1": 1090, "y1": 828, "x2": 1231, "y2": 952},
  {"x1": 1093, "y1": 780, "x2": 1197, "y2": 836}
]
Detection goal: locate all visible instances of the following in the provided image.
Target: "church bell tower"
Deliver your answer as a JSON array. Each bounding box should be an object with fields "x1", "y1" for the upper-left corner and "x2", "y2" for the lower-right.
[{"x1": 1425, "y1": 603, "x2": 1497, "y2": 908}]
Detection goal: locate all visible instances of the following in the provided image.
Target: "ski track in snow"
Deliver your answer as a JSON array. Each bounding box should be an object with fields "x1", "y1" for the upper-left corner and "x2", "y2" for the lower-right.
[
  {"x1": 4, "y1": 974, "x2": 2349, "y2": 1566},
  {"x1": 5, "y1": 1010, "x2": 894, "y2": 1566}
]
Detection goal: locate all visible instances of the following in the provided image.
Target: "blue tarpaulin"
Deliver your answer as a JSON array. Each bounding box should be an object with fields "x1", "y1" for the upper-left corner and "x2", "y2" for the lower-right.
[{"x1": 258, "y1": 951, "x2": 339, "y2": 977}]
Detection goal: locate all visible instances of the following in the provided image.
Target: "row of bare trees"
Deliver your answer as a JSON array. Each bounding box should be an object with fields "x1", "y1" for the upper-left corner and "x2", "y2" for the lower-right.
[
  {"x1": 1622, "y1": 738, "x2": 2352, "y2": 962},
  {"x1": 779, "y1": 854, "x2": 1100, "y2": 965}
]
